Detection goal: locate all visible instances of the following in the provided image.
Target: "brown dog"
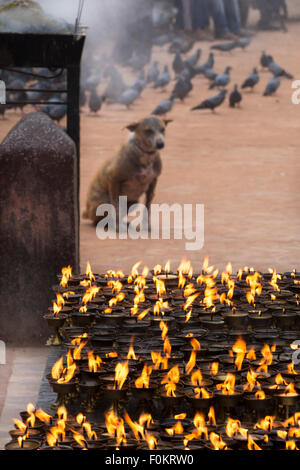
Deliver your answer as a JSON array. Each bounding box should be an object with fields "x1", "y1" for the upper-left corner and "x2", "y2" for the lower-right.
[{"x1": 83, "y1": 116, "x2": 171, "y2": 228}]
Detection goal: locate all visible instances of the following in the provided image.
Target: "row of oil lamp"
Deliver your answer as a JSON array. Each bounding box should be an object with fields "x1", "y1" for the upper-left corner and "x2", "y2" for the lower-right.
[
  {"x1": 5, "y1": 403, "x2": 300, "y2": 450},
  {"x1": 7, "y1": 258, "x2": 300, "y2": 450},
  {"x1": 42, "y1": 331, "x2": 300, "y2": 422},
  {"x1": 44, "y1": 258, "x2": 300, "y2": 346}
]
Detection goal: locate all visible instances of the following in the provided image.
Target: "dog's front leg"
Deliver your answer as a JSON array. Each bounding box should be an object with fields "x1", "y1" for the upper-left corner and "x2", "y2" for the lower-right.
[
  {"x1": 107, "y1": 179, "x2": 124, "y2": 233},
  {"x1": 145, "y1": 178, "x2": 158, "y2": 232}
]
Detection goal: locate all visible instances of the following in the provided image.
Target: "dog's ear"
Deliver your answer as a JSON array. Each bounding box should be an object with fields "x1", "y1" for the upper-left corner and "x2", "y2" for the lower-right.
[
  {"x1": 125, "y1": 122, "x2": 139, "y2": 132},
  {"x1": 163, "y1": 119, "x2": 173, "y2": 127}
]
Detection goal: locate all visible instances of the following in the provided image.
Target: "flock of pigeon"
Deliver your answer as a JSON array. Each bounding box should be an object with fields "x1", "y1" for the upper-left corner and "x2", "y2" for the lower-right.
[
  {"x1": 81, "y1": 35, "x2": 295, "y2": 118},
  {"x1": 152, "y1": 41, "x2": 294, "y2": 115},
  {"x1": 0, "y1": 68, "x2": 67, "y2": 123},
  {"x1": 0, "y1": 34, "x2": 294, "y2": 123}
]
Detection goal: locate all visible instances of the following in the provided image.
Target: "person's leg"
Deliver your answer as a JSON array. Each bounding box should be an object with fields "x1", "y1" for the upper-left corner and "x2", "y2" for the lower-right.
[
  {"x1": 223, "y1": 0, "x2": 241, "y2": 35},
  {"x1": 182, "y1": 0, "x2": 193, "y2": 33},
  {"x1": 238, "y1": 0, "x2": 250, "y2": 28},
  {"x1": 191, "y1": 0, "x2": 214, "y2": 39},
  {"x1": 209, "y1": 0, "x2": 238, "y2": 39},
  {"x1": 191, "y1": 0, "x2": 209, "y2": 29},
  {"x1": 175, "y1": 0, "x2": 184, "y2": 31}
]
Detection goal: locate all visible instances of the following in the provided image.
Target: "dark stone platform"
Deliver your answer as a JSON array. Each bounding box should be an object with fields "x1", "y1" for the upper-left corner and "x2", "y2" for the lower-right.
[{"x1": 0, "y1": 112, "x2": 79, "y2": 345}]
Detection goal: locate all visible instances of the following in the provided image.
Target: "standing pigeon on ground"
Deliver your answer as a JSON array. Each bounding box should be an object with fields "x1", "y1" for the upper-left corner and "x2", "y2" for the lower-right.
[
  {"x1": 169, "y1": 35, "x2": 195, "y2": 54},
  {"x1": 229, "y1": 84, "x2": 242, "y2": 108},
  {"x1": 211, "y1": 41, "x2": 237, "y2": 53},
  {"x1": 40, "y1": 97, "x2": 67, "y2": 124},
  {"x1": 209, "y1": 66, "x2": 232, "y2": 89},
  {"x1": 268, "y1": 59, "x2": 293, "y2": 79},
  {"x1": 103, "y1": 66, "x2": 127, "y2": 102},
  {"x1": 172, "y1": 50, "x2": 185, "y2": 76},
  {"x1": 9, "y1": 84, "x2": 27, "y2": 114},
  {"x1": 171, "y1": 76, "x2": 193, "y2": 101},
  {"x1": 84, "y1": 72, "x2": 101, "y2": 92},
  {"x1": 80, "y1": 88, "x2": 87, "y2": 108},
  {"x1": 195, "y1": 52, "x2": 214, "y2": 75},
  {"x1": 0, "y1": 104, "x2": 6, "y2": 119},
  {"x1": 235, "y1": 37, "x2": 251, "y2": 50},
  {"x1": 191, "y1": 89, "x2": 227, "y2": 113},
  {"x1": 111, "y1": 87, "x2": 140, "y2": 108},
  {"x1": 180, "y1": 62, "x2": 198, "y2": 80},
  {"x1": 127, "y1": 54, "x2": 150, "y2": 72},
  {"x1": 89, "y1": 89, "x2": 106, "y2": 114},
  {"x1": 147, "y1": 61, "x2": 159, "y2": 84},
  {"x1": 241, "y1": 68, "x2": 260, "y2": 91},
  {"x1": 151, "y1": 95, "x2": 174, "y2": 115},
  {"x1": 184, "y1": 48, "x2": 202, "y2": 68},
  {"x1": 153, "y1": 65, "x2": 171, "y2": 90},
  {"x1": 204, "y1": 68, "x2": 218, "y2": 82},
  {"x1": 263, "y1": 76, "x2": 281, "y2": 96},
  {"x1": 260, "y1": 51, "x2": 273, "y2": 70},
  {"x1": 129, "y1": 70, "x2": 146, "y2": 93}
]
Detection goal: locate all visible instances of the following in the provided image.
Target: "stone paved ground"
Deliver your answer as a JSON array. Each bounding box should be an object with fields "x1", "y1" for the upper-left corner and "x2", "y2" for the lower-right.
[{"x1": 0, "y1": 347, "x2": 48, "y2": 449}]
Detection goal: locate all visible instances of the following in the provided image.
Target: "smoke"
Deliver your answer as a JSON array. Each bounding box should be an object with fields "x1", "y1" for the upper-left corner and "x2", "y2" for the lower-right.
[
  {"x1": 37, "y1": 0, "x2": 82, "y2": 25},
  {"x1": 35, "y1": 0, "x2": 129, "y2": 38}
]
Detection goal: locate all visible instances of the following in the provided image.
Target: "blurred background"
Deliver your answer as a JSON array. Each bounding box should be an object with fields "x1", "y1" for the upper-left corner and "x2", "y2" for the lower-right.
[{"x1": 0, "y1": 0, "x2": 300, "y2": 275}]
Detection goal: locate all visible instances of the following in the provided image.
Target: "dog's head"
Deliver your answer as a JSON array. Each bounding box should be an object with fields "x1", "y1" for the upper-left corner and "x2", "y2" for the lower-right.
[{"x1": 126, "y1": 116, "x2": 172, "y2": 153}]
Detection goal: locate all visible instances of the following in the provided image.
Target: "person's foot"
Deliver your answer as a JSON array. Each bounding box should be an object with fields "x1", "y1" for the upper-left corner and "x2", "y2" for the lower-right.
[
  {"x1": 215, "y1": 31, "x2": 239, "y2": 40},
  {"x1": 195, "y1": 28, "x2": 214, "y2": 41},
  {"x1": 184, "y1": 30, "x2": 195, "y2": 40},
  {"x1": 238, "y1": 28, "x2": 255, "y2": 37}
]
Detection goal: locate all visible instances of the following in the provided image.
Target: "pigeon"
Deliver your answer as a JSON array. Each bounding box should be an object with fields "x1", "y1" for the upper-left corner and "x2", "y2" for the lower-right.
[
  {"x1": 181, "y1": 38, "x2": 196, "y2": 54},
  {"x1": 41, "y1": 98, "x2": 67, "y2": 124},
  {"x1": 153, "y1": 65, "x2": 171, "y2": 90},
  {"x1": 268, "y1": 60, "x2": 293, "y2": 79},
  {"x1": 151, "y1": 95, "x2": 174, "y2": 115},
  {"x1": 169, "y1": 35, "x2": 195, "y2": 54},
  {"x1": 172, "y1": 51, "x2": 185, "y2": 76},
  {"x1": 112, "y1": 88, "x2": 140, "y2": 108},
  {"x1": 84, "y1": 72, "x2": 101, "y2": 92},
  {"x1": 204, "y1": 68, "x2": 218, "y2": 81},
  {"x1": 89, "y1": 89, "x2": 106, "y2": 114},
  {"x1": 9, "y1": 89, "x2": 27, "y2": 113},
  {"x1": 7, "y1": 79, "x2": 27, "y2": 113},
  {"x1": 103, "y1": 66, "x2": 127, "y2": 102},
  {"x1": 211, "y1": 41, "x2": 237, "y2": 52},
  {"x1": 209, "y1": 66, "x2": 232, "y2": 89},
  {"x1": 195, "y1": 52, "x2": 214, "y2": 75},
  {"x1": 235, "y1": 36, "x2": 251, "y2": 50},
  {"x1": 171, "y1": 76, "x2": 193, "y2": 101},
  {"x1": 260, "y1": 51, "x2": 273, "y2": 69},
  {"x1": 191, "y1": 89, "x2": 227, "y2": 113},
  {"x1": 129, "y1": 70, "x2": 146, "y2": 93},
  {"x1": 147, "y1": 62, "x2": 159, "y2": 84},
  {"x1": 184, "y1": 48, "x2": 202, "y2": 68},
  {"x1": 80, "y1": 88, "x2": 87, "y2": 107},
  {"x1": 241, "y1": 68, "x2": 259, "y2": 91},
  {"x1": 154, "y1": 33, "x2": 174, "y2": 46},
  {"x1": 180, "y1": 62, "x2": 197, "y2": 80},
  {"x1": 229, "y1": 84, "x2": 242, "y2": 108},
  {"x1": 49, "y1": 105, "x2": 67, "y2": 124},
  {"x1": 26, "y1": 81, "x2": 52, "y2": 102},
  {"x1": 0, "y1": 104, "x2": 6, "y2": 120},
  {"x1": 263, "y1": 76, "x2": 281, "y2": 96},
  {"x1": 127, "y1": 54, "x2": 150, "y2": 72}
]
